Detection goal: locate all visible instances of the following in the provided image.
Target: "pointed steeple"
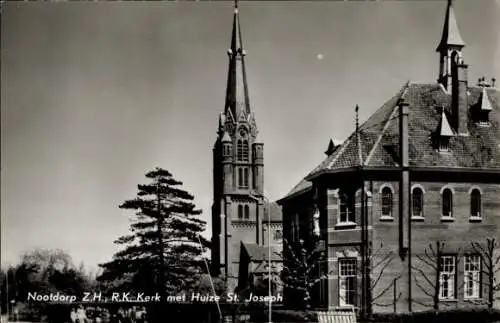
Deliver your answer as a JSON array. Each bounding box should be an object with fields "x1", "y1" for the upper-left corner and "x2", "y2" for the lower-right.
[
  {"x1": 436, "y1": 0, "x2": 467, "y2": 90},
  {"x1": 436, "y1": 0, "x2": 465, "y2": 52},
  {"x1": 224, "y1": 0, "x2": 251, "y2": 119}
]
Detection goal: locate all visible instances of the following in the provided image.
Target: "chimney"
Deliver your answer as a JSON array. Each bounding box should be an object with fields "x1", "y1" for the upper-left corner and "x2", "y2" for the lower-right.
[
  {"x1": 492, "y1": 77, "x2": 496, "y2": 88},
  {"x1": 451, "y1": 59, "x2": 469, "y2": 135},
  {"x1": 399, "y1": 99, "x2": 409, "y2": 168},
  {"x1": 398, "y1": 98, "x2": 410, "y2": 259}
]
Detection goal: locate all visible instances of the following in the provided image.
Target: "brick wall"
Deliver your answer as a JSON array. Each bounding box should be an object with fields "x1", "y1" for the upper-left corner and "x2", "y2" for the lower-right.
[{"x1": 370, "y1": 181, "x2": 500, "y2": 313}]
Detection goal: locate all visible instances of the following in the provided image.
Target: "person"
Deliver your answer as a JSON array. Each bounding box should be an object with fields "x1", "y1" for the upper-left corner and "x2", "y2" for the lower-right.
[{"x1": 70, "y1": 308, "x2": 78, "y2": 323}]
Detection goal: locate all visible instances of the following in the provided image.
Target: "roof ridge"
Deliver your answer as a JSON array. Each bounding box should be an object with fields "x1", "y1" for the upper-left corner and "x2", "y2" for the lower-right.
[{"x1": 364, "y1": 81, "x2": 411, "y2": 166}]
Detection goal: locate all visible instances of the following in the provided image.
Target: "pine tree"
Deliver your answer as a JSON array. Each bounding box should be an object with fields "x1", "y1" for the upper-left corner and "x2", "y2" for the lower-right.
[{"x1": 98, "y1": 167, "x2": 209, "y2": 296}]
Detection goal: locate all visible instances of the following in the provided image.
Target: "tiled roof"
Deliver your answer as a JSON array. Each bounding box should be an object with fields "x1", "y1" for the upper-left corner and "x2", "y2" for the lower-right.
[
  {"x1": 282, "y1": 177, "x2": 313, "y2": 201},
  {"x1": 242, "y1": 243, "x2": 281, "y2": 262},
  {"x1": 263, "y1": 201, "x2": 282, "y2": 222},
  {"x1": 305, "y1": 83, "x2": 500, "y2": 180}
]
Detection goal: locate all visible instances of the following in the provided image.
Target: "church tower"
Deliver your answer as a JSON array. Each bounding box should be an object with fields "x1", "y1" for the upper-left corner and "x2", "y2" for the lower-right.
[
  {"x1": 211, "y1": 0, "x2": 265, "y2": 290},
  {"x1": 436, "y1": 0, "x2": 466, "y2": 91}
]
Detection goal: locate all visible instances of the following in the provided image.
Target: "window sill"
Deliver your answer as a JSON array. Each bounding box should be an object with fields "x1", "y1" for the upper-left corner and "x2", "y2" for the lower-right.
[
  {"x1": 469, "y1": 216, "x2": 482, "y2": 223},
  {"x1": 441, "y1": 216, "x2": 455, "y2": 222},
  {"x1": 379, "y1": 216, "x2": 394, "y2": 222},
  {"x1": 464, "y1": 297, "x2": 482, "y2": 301},
  {"x1": 335, "y1": 222, "x2": 357, "y2": 229},
  {"x1": 439, "y1": 298, "x2": 459, "y2": 302},
  {"x1": 411, "y1": 216, "x2": 425, "y2": 222}
]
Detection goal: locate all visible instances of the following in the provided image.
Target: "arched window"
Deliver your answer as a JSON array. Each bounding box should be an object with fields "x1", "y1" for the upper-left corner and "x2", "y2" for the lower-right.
[
  {"x1": 470, "y1": 189, "x2": 481, "y2": 217},
  {"x1": 244, "y1": 205, "x2": 249, "y2": 219},
  {"x1": 238, "y1": 205, "x2": 243, "y2": 219},
  {"x1": 442, "y1": 188, "x2": 453, "y2": 217},
  {"x1": 339, "y1": 193, "x2": 354, "y2": 224},
  {"x1": 381, "y1": 187, "x2": 393, "y2": 217},
  {"x1": 412, "y1": 187, "x2": 424, "y2": 217}
]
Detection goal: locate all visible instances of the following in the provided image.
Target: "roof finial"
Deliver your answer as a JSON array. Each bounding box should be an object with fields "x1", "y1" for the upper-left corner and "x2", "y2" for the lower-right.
[
  {"x1": 355, "y1": 104, "x2": 359, "y2": 133},
  {"x1": 234, "y1": 0, "x2": 238, "y2": 13},
  {"x1": 355, "y1": 104, "x2": 363, "y2": 166}
]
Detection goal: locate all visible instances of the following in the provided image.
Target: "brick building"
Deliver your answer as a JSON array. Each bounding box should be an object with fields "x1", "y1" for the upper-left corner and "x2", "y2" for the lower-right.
[
  {"x1": 278, "y1": 0, "x2": 500, "y2": 313},
  {"x1": 210, "y1": 2, "x2": 282, "y2": 292}
]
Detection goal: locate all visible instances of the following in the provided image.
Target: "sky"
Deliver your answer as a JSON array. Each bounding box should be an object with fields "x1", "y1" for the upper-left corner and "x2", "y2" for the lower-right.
[{"x1": 1, "y1": 0, "x2": 499, "y2": 271}]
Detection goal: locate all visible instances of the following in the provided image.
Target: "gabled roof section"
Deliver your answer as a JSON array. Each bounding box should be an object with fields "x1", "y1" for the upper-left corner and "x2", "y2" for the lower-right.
[
  {"x1": 436, "y1": 0, "x2": 465, "y2": 51},
  {"x1": 481, "y1": 87, "x2": 493, "y2": 111},
  {"x1": 241, "y1": 243, "x2": 281, "y2": 262},
  {"x1": 303, "y1": 83, "x2": 500, "y2": 181},
  {"x1": 438, "y1": 109, "x2": 454, "y2": 136}
]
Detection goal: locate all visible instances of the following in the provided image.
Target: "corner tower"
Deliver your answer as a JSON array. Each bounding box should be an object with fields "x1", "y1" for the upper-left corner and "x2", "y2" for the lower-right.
[{"x1": 211, "y1": 0, "x2": 265, "y2": 290}]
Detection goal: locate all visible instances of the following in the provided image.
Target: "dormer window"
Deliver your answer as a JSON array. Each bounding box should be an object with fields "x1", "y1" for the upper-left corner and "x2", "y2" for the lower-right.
[
  {"x1": 476, "y1": 84, "x2": 492, "y2": 126},
  {"x1": 439, "y1": 137, "x2": 450, "y2": 152},
  {"x1": 478, "y1": 110, "x2": 491, "y2": 126},
  {"x1": 436, "y1": 107, "x2": 453, "y2": 152}
]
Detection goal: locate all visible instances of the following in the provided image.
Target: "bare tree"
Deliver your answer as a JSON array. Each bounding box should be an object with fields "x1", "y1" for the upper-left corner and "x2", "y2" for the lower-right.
[
  {"x1": 470, "y1": 238, "x2": 500, "y2": 309},
  {"x1": 341, "y1": 242, "x2": 402, "y2": 314},
  {"x1": 277, "y1": 238, "x2": 330, "y2": 310},
  {"x1": 412, "y1": 241, "x2": 461, "y2": 310}
]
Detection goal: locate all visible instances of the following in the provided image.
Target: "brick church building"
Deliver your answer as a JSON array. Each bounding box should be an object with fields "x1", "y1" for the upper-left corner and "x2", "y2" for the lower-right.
[
  {"x1": 278, "y1": 0, "x2": 500, "y2": 313},
  {"x1": 210, "y1": 2, "x2": 282, "y2": 292}
]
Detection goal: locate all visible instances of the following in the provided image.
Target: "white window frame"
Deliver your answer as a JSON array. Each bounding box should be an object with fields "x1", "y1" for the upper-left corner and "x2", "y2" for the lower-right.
[
  {"x1": 439, "y1": 255, "x2": 456, "y2": 300},
  {"x1": 339, "y1": 193, "x2": 355, "y2": 225},
  {"x1": 338, "y1": 258, "x2": 357, "y2": 307},
  {"x1": 464, "y1": 254, "x2": 481, "y2": 299}
]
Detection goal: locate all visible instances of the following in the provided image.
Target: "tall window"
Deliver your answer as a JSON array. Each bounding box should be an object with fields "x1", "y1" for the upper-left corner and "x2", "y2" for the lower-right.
[
  {"x1": 237, "y1": 139, "x2": 249, "y2": 162},
  {"x1": 238, "y1": 168, "x2": 242, "y2": 187},
  {"x1": 339, "y1": 258, "x2": 357, "y2": 306},
  {"x1": 244, "y1": 205, "x2": 249, "y2": 219},
  {"x1": 243, "y1": 168, "x2": 249, "y2": 188},
  {"x1": 381, "y1": 187, "x2": 393, "y2": 217},
  {"x1": 238, "y1": 167, "x2": 249, "y2": 188},
  {"x1": 464, "y1": 255, "x2": 481, "y2": 299},
  {"x1": 442, "y1": 188, "x2": 453, "y2": 217},
  {"x1": 238, "y1": 205, "x2": 243, "y2": 219},
  {"x1": 339, "y1": 193, "x2": 355, "y2": 224},
  {"x1": 470, "y1": 189, "x2": 481, "y2": 217},
  {"x1": 439, "y1": 255, "x2": 456, "y2": 300},
  {"x1": 412, "y1": 187, "x2": 424, "y2": 217}
]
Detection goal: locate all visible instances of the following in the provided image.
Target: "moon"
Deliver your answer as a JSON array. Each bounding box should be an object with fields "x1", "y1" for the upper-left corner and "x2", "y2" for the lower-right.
[{"x1": 316, "y1": 53, "x2": 324, "y2": 60}]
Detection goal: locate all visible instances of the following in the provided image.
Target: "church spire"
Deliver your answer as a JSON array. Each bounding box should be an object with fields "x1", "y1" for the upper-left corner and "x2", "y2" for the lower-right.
[
  {"x1": 436, "y1": 0, "x2": 466, "y2": 90},
  {"x1": 436, "y1": 0, "x2": 465, "y2": 52},
  {"x1": 224, "y1": 0, "x2": 251, "y2": 118}
]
